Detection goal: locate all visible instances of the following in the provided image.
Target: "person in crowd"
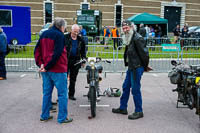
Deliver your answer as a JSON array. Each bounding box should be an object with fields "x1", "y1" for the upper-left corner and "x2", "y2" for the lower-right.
[
  {"x1": 112, "y1": 20, "x2": 149, "y2": 120},
  {"x1": 181, "y1": 25, "x2": 189, "y2": 38},
  {"x1": 34, "y1": 17, "x2": 73, "y2": 124},
  {"x1": 145, "y1": 25, "x2": 150, "y2": 39},
  {"x1": 111, "y1": 26, "x2": 120, "y2": 50},
  {"x1": 79, "y1": 25, "x2": 87, "y2": 37},
  {"x1": 181, "y1": 25, "x2": 189, "y2": 48},
  {"x1": 0, "y1": 27, "x2": 8, "y2": 80},
  {"x1": 154, "y1": 24, "x2": 162, "y2": 44},
  {"x1": 64, "y1": 24, "x2": 86, "y2": 101},
  {"x1": 173, "y1": 24, "x2": 180, "y2": 43},
  {"x1": 149, "y1": 26, "x2": 155, "y2": 37},
  {"x1": 79, "y1": 25, "x2": 88, "y2": 52},
  {"x1": 104, "y1": 26, "x2": 110, "y2": 48},
  {"x1": 138, "y1": 23, "x2": 146, "y2": 38}
]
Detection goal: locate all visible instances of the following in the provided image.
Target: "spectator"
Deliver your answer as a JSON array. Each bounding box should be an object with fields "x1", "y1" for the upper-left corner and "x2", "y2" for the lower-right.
[
  {"x1": 104, "y1": 26, "x2": 110, "y2": 48},
  {"x1": 145, "y1": 25, "x2": 150, "y2": 38},
  {"x1": 181, "y1": 25, "x2": 189, "y2": 48},
  {"x1": 79, "y1": 25, "x2": 87, "y2": 36},
  {"x1": 173, "y1": 24, "x2": 180, "y2": 43},
  {"x1": 0, "y1": 27, "x2": 8, "y2": 80},
  {"x1": 112, "y1": 20, "x2": 149, "y2": 120},
  {"x1": 138, "y1": 23, "x2": 146, "y2": 38},
  {"x1": 149, "y1": 26, "x2": 155, "y2": 37},
  {"x1": 154, "y1": 24, "x2": 162, "y2": 44},
  {"x1": 79, "y1": 25, "x2": 88, "y2": 52},
  {"x1": 34, "y1": 17, "x2": 73, "y2": 124},
  {"x1": 181, "y1": 25, "x2": 189, "y2": 38},
  {"x1": 64, "y1": 24, "x2": 86, "y2": 101},
  {"x1": 111, "y1": 26, "x2": 120, "y2": 50}
]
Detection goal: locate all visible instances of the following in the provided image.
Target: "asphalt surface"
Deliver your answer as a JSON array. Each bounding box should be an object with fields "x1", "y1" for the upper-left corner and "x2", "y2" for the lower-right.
[{"x1": 0, "y1": 72, "x2": 199, "y2": 133}]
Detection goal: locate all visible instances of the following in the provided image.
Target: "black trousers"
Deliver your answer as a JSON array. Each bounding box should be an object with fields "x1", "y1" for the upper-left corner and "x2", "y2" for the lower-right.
[
  {"x1": 0, "y1": 53, "x2": 6, "y2": 78},
  {"x1": 113, "y1": 38, "x2": 119, "y2": 50},
  {"x1": 68, "y1": 56, "x2": 80, "y2": 97}
]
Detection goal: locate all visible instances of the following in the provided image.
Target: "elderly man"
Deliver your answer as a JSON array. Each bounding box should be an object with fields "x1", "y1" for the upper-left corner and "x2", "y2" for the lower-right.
[
  {"x1": 64, "y1": 24, "x2": 86, "y2": 100},
  {"x1": 34, "y1": 17, "x2": 73, "y2": 124},
  {"x1": 112, "y1": 20, "x2": 149, "y2": 120}
]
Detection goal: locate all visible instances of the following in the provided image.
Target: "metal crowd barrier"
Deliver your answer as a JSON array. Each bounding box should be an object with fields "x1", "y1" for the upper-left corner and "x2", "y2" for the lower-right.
[{"x1": 5, "y1": 36, "x2": 200, "y2": 73}]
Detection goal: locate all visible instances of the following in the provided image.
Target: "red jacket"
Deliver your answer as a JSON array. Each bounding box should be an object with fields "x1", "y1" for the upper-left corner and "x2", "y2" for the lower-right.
[{"x1": 34, "y1": 26, "x2": 68, "y2": 73}]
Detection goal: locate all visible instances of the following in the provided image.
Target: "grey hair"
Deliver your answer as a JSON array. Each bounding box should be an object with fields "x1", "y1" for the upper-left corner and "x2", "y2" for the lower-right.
[
  {"x1": 71, "y1": 24, "x2": 79, "y2": 30},
  {"x1": 53, "y1": 17, "x2": 67, "y2": 29},
  {"x1": 132, "y1": 22, "x2": 137, "y2": 31}
]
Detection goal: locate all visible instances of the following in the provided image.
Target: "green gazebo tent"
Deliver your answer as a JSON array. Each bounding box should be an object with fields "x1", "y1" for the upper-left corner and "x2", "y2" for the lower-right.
[
  {"x1": 127, "y1": 12, "x2": 168, "y2": 24},
  {"x1": 127, "y1": 12, "x2": 168, "y2": 35}
]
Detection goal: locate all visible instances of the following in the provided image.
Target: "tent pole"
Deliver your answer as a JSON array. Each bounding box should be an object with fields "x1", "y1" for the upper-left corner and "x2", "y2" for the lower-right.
[{"x1": 167, "y1": 23, "x2": 168, "y2": 36}]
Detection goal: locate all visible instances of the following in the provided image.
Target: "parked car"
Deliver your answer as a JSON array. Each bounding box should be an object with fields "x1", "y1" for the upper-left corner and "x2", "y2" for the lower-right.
[
  {"x1": 188, "y1": 26, "x2": 200, "y2": 38},
  {"x1": 39, "y1": 23, "x2": 52, "y2": 36},
  {"x1": 194, "y1": 29, "x2": 200, "y2": 38}
]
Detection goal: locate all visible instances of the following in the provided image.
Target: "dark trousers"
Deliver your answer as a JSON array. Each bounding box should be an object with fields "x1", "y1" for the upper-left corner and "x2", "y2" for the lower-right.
[
  {"x1": 0, "y1": 53, "x2": 6, "y2": 78},
  {"x1": 68, "y1": 57, "x2": 80, "y2": 97},
  {"x1": 113, "y1": 38, "x2": 119, "y2": 50}
]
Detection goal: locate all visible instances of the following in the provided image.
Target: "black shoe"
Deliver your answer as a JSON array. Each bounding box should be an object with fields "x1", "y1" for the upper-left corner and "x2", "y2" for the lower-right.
[
  {"x1": 112, "y1": 107, "x2": 128, "y2": 115},
  {"x1": 50, "y1": 106, "x2": 57, "y2": 113},
  {"x1": 40, "y1": 116, "x2": 53, "y2": 122},
  {"x1": 60, "y1": 118, "x2": 73, "y2": 124},
  {"x1": 128, "y1": 112, "x2": 144, "y2": 120},
  {"x1": 69, "y1": 96, "x2": 76, "y2": 101}
]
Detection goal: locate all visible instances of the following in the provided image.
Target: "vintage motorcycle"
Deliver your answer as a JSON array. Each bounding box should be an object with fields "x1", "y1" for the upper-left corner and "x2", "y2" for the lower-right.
[
  {"x1": 75, "y1": 57, "x2": 110, "y2": 117},
  {"x1": 168, "y1": 60, "x2": 200, "y2": 118}
]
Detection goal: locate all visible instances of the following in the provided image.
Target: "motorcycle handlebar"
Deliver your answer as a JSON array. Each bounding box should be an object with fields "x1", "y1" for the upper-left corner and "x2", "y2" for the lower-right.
[
  {"x1": 74, "y1": 58, "x2": 111, "y2": 66},
  {"x1": 74, "y1": 59, "x2": 87, "y2": 66}
]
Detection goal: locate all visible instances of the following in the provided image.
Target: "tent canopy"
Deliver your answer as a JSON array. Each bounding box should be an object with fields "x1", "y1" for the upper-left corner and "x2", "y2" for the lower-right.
[{"x1": 127, "y1": 12, "x2": 168, "y2": 24}]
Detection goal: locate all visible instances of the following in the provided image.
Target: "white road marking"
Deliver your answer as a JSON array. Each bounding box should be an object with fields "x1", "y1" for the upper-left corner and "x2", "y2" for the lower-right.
[
  {"x1": 6, "y1": 64, "x2": 19, "y2": 67},
  {"x1": 79, "y1": 104, "x2": 110, "y2": 107},
  {"x1": 152, "y1": 74, "x2": 158, "y2": 77},
  {"x1": 20, "y1": 74, "x2": 26, "y2": 78}
]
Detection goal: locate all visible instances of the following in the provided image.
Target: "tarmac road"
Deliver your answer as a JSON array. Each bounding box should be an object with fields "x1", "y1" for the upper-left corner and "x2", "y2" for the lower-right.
[{"x1": 0, "y1": 72, "x2": 199, "y2": 133}]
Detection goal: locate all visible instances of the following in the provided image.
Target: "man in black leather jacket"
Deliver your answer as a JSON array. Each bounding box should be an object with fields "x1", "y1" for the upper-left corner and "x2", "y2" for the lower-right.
[
  {"x1": 112, "y1": 20, "x2": 149, "y2": 120},
  {"x1": 64, "y1": 24, "x2": 86, "y2": 100}
]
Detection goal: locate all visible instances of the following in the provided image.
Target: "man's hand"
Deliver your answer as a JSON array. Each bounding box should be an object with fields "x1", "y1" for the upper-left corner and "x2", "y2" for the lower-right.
[
  {"x1": 39, "y1": 64, "x2": 46, "y2": 72},
  {"x1": 145, "y1": 66, "x2": 153, "y2": 72},
  {"x1": 81, "y1": 63, "x2": 85, "y2": 68}
]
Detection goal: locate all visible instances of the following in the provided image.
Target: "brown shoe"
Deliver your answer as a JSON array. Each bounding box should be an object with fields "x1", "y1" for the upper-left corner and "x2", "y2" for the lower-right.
[{"x1": 0, "y1": 77, "x2": 6, "y2": 80}]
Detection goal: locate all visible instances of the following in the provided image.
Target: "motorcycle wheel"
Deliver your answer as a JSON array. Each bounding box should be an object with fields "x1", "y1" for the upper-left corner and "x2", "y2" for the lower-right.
[
  {"x1": 197, "y1": 88, "x2": 200, "y2": 119},
  {"x1": 89, "y1": 86, "x2": 96, "y2": 117}
]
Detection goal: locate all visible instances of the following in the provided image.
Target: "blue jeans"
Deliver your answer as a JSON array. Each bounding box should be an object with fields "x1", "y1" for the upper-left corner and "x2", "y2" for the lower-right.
[
  {"x1": 41, "y1": 72, "x2": 68, "y2": 123},
  {"x1": 120, "y1": 67, "x2": 144, "y2": 112}
]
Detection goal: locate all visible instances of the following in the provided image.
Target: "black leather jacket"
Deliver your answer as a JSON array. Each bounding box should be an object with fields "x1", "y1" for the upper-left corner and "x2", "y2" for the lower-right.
[
  {"x1": 64, "y1": 33, "x2": 86, "y2": 60},
  {"x1": 124, "y1": 31, "x2": 149, "y2": 71}
]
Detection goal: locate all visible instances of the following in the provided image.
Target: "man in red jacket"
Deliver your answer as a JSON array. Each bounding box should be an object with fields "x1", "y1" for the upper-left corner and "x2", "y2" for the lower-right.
[{"x1": 34, "y1": 17, "x2": 72, "y2": 124}]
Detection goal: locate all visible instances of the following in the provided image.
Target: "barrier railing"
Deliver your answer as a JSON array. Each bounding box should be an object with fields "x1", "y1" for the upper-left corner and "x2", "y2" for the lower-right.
[{"x1": 5, "y1": 36, "x2": 200, "y2": 73}]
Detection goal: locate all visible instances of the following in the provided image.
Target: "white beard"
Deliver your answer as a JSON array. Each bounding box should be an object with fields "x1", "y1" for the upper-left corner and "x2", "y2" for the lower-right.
[{"x1": 123, "y1": 29, "x2": 134, "y2": 45}]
